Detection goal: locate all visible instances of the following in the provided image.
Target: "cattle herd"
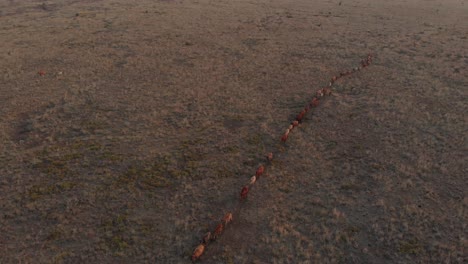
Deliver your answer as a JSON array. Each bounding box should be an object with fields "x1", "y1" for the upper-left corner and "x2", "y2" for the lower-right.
[{"x1": 192, "y1": 54, "x2": 374, "y2": 262}]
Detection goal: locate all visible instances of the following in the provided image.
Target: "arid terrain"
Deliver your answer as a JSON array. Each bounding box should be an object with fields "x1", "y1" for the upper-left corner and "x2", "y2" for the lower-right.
[{"x1": 0, "y1": 0, "x2": 466, "y2": 263}]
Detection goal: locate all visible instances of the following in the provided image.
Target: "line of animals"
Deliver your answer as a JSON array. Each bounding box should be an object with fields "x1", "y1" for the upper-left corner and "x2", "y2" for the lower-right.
[{"x1": 192, "y1": 54, "x2": 373, "y2": 262}]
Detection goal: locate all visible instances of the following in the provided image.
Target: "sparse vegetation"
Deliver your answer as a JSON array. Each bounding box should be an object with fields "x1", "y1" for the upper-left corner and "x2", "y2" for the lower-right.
[
  {"x1": 399, "y1": 239, "x2": 422, "y2": 254},
  {"x1": 99, "y1": 214, "x2": 132, "y2": 254},
  {"x1": 116, "y1": 158, "x2": 172, "y2": 189},
  {"x1": 27, "y1": 181, "x2": 77, "y2": 200},
  {"x1": 1, "y1": 0, "x2": 465, "y2": 263}
]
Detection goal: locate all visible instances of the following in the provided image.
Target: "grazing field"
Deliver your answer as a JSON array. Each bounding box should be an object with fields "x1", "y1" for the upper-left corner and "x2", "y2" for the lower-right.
[{"x1": 0, "y1": 0, "x2": 466, "y2": 263}]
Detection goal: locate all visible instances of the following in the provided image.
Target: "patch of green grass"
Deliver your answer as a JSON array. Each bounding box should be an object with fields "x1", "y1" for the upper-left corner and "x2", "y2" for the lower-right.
[
  {"x1": 56, "y1": 181, "x2": 77, "y2": 190},
  {"x1": 168, "y1": 168, "x2": 190, "y2": 179},
  {"x1": 100, "y1": 214, "x2": 131, "y2": 253},
  {"x1": 27, "y1": 181, "x2": 76, "y2": 200},
  {"x1": 326, "y1": 140, "x2": 338, "y2": 149},
  {"x1": 63, "y1": 152, "x2": 84, "y2": 161},
  {"x1": 339, "y1": 234, "x2": 348, "y2": 242},
  {"x1": 211, "y1": 163, "x2": 237, "y2": 179},
  {"x1": 246, "y1": 133, "x2": 263, "y2": 147},
  {"x1": 69, "y1": 141, "x2": 84, "y2": 150},
  {"x1": 222, "y1": 251, "x2": 234, "y2": 264},
  {"x1": 340, "y1": 226, "x2": 360, "y2": 243},
  {"x1": 28, "y1": 184, "x2": 58, "y2": 200},
  {"x1": 141, "y1": 176, "x2": 171, "y2": 188},
  {"x1": 51, "y1": 251, "x2": 71, "y2": 264},
  {"x1": 100, "y1": 150, "x2": 123, "y2": 161},
  {"x1": 110, "y1": 235, "x2": 128, "y2": 251},
  {"x1": 222, "y1": 145, "x2": 239, "y2": 153},
  {"x1": 340, "y1": 182, "x2": 360, "y2": 191},
  {"x1": 345, "y1": 226, "x2": 360, "y2": 235},
  {"x1": 352, "y1": 144, "x2": 364, "y2": 151},
  {"x1": 33, "y1": 158, "x2": 70, "y2": 178},
  {"x1": 139, "y1": 223, "x2": 155, "y2": 235},
  {"x1": 399, "y1": 239, "x2": 422, "y2": 254},
  {"x1": 180, "y1": 140, "x2": 205, "y2": 162},
  {"x1": 32, "y1": 143, "x2": 91, "y2": 178},
  {"x1": 370, "y1": 162, "x2": 384, "y2": 170},
  {"x1": 47, "y1": 227, "x2": 63, "y2": 241},
  {"x1": 116, "y1": 156, "x2": 173, "y2": 189},
  {"x1": 169, "y1": 139, "x2": 208, "y2": 180},
  {"x1": 32, "y1": 139, "x2": 126, "y2": 183},
  {"x1": 82, "y1": 120, "x2": 105, "y2": 131},
  {"x1": 224, "y1": 114, "x2": 244, "y2": 121},
  {"x1": 101, "y1": 214, "x2": 128, "y2": 234},
  {"x1": 87, "y1": 143, "x2": 102, "y2": 151}
]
